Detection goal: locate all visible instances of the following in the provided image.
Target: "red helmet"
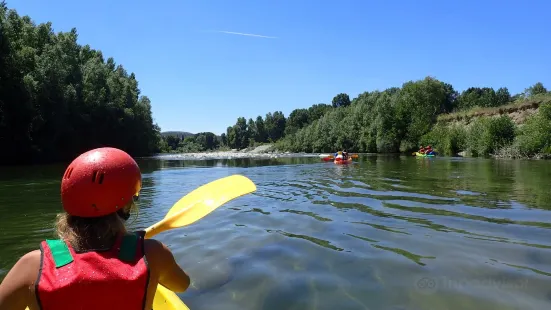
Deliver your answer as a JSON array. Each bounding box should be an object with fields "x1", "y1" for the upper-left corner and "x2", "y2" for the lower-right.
[{"x1": 61, "y1": 147, "x2": 142, "y2": 218}]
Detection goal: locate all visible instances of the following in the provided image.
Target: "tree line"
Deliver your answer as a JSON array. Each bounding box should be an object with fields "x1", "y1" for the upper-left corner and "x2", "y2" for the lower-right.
[
  {"x1": 0, "y1": 2, "x2": 161, "y2": 165},
  {"x1": 159, "y1": 103, "x2": 333, "y2": 152},
  {"x1": 275, "y1": 79, "x2": 549, "y2": 158},
  {"x1": 164, "y1": 76, "x2": 549, "y2": 158},
  {"x1": 158, "y1": 132, "x2": 220, "y2": 153}
]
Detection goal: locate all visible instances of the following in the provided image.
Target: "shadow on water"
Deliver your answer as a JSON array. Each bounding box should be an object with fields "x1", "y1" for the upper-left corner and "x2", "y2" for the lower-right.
[{"x1": 1, "y1": 155, "x2": 551, "y2": 309}]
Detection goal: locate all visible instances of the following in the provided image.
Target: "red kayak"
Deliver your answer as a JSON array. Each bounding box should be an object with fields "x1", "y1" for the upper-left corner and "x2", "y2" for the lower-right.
[{"x1": 333, "y1": 157, "x2": 353, "y2": 164}]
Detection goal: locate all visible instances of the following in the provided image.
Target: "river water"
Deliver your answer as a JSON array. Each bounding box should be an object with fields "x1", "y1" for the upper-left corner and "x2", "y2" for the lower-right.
[{"x1": 1, "y1": 155, "x2": 550, "y2": 310}]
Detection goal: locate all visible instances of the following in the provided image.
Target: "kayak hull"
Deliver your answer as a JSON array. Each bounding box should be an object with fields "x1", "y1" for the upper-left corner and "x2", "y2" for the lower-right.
[
  {"x1": 414, "y1": 152, "x2": 436, "y2": 157},
  {"x1": 334, "y1": 157, "x2": 353, "y2": 164},
  {"x1": 25, "y1": 284, "x2": 189, "y2": 310},
  {"x1": 153, "y1": 284, "x2": 190, "y2": 310}
]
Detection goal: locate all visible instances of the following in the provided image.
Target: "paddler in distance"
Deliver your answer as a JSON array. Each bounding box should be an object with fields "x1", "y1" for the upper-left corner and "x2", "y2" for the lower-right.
[
  {"x1": 332, "y1": 150, "x2": 349, "y2": 161},
  {"x1": 0, "y1": 147, "x2": 190, "y2": 310},
  {"x1": 425, "y1": 145, "x2": 434, "y2": 155}
]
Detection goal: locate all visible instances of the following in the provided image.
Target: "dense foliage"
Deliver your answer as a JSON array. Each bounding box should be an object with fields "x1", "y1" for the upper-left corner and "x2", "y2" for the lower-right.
[
  {"x1": 0, "y1": 3, "x2": 161, "y2": 165},
  {"x1": 163, "y1": 75, "x2": 549, "y2": 158},
  {"x1": 158, "y1": 132, "x2": 221, "y2": 153},
  {"x1": 275, "y1": 78, "x2": 549, "y2": 157},
  {"x1": 160, "y1": 104, "x2": 332, "y2": 152}
]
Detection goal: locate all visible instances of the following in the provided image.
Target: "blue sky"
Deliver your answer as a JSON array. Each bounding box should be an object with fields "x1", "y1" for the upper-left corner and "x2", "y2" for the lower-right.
[{"x1": 9, "y1": 0, "x2": 551, "y2": 135}]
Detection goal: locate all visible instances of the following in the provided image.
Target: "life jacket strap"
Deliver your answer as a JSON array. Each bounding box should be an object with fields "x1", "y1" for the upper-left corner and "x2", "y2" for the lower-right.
[{"x1": 45, "y1": 239, "x2": 74, "y2": 268}]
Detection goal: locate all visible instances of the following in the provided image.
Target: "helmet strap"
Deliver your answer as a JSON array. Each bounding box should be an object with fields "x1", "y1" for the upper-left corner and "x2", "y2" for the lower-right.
[{"x1": 117, "y1": 209, "x2": 131, "y2": 221}]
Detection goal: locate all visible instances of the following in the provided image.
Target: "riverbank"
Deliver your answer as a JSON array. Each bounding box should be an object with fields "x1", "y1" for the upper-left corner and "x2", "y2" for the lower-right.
[
  {"x1": 153, "y1": 144, "x2": 316, "y2": 160},
  {"x1": 424, "y1": 94, "x2": 551, "y2": 159}
]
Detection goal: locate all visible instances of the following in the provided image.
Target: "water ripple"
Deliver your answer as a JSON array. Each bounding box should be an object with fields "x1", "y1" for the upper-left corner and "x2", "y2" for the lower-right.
[{"x1": 1, "y1": 157, "x2": 551, "y2": 309}]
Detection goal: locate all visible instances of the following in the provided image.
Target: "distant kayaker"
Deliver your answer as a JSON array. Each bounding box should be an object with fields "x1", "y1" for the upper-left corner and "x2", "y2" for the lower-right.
[
  {"x1": 342, "y1": 150, "x2": 349, "y2": 160},
  {"x1": 419, "y1": 146, "x2": 426, "y2": 154},
  {"x1": 425, "y1": 145, "x2": 433, "y2": 155},
  {"x1": 0, "y1": 147, "x2": 191, "y2": 310}
]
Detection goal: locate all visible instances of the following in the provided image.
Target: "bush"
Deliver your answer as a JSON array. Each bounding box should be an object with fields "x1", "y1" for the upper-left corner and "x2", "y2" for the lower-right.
[
  {"x1": 421, "y1": 123, "x2": 466, "y2": 156},
  {"x1": 466, "y1": 116, "x2": 516, "y2": 156},
  {"x1": 514, "y1": 102, "x2": 551, "y2": 156}
]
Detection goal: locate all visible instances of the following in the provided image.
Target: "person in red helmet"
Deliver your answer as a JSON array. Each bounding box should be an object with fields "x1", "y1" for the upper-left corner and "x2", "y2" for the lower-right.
[{"x1": 0, "y1": 147, "x2": 190, "y2": 310}]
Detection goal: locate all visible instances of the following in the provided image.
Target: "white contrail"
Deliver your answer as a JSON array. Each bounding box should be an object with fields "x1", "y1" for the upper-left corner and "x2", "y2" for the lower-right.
[{"x1": 215, "y1": 30, "x2": 277, "y2": 39}]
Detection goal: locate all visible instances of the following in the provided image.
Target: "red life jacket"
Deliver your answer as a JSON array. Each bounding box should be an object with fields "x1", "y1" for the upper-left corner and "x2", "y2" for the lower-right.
[{"x1": 36, "y1": 231, "x2": 150, "y2": 310}]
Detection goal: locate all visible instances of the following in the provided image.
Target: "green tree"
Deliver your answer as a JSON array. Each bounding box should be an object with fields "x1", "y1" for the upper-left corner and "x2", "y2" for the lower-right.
[
  {"x1": 0, "y1": 4, "x2": 160, "y2": 164},
  {"x1": 332, "y1": 93, "x2": 351, "y2": 108},
  {"x1": 165, "y1": 135, "x2": 181, "y2": 150},
  {"x1": 441, "y1": 82, "x2": 459, "y2": 112},
  {"x1": 285, "y1": 108, "x2": 309, "y2": 136},
  {"x1": 236, "y1": 117, "x2": 249, "y2": 148},
  {"x1": 255, "y1": 115, "x2": 267, "y2": 143},
  {"x1": 457, "y1": 87, "x2": 500, "y2": 109},
  {"x1": 265, "y1": 111, "x2": 286, "y2": 142},
  {"x1": 307, "y1": 104, "x2": 332, "y2": 122},
  {"x1": 195, "y1": 132, "x2": 219, "y2": 150},
  {"x1": 496, "y1": 87, "x2": 511, "y2": 106},
  {"x1": 227, "y1": 126, "x2": 237, "y2": 149},
  {"x1": 247, "y1": 118, "x2": 257, "y2": 144},
  {"x1": 395, "y1": 77, "x2": 449, "y2": 151},
  {"x1": 525, "y1": 82, "x2": 548, "y2": 97}
]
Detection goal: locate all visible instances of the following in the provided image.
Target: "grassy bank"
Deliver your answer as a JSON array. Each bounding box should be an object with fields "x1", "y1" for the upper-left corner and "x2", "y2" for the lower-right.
[
  {"x1": 422, "y1": 94, "x2": 551, "y2": 159},
  {"x1": 436, "y1": 93, "x2": 549, "y2": 123}
]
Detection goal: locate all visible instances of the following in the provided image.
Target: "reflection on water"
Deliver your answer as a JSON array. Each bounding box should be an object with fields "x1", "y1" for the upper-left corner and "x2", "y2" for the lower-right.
[{"x1": 1, "y1": 155, "x2": 551, "y2": 309}]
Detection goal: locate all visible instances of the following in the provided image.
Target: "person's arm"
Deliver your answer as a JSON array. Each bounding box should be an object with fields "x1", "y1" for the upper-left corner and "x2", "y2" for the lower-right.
[
  {"x1": 0, "y1": 250, "x2": 40, "y2": 310},
  {"x1": 145, "y1": 239, "x2": 190, "y2": 293}
]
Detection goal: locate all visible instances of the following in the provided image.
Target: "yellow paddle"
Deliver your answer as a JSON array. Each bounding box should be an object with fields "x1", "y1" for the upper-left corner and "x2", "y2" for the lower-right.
[{"x1": 145, "y1": 174, "x2": 257, "y2": 238}]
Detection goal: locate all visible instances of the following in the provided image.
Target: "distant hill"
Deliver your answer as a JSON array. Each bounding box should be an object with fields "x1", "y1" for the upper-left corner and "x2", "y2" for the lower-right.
[{"x1": 161, "y1": 131, "x2": 195, "y2": 138}]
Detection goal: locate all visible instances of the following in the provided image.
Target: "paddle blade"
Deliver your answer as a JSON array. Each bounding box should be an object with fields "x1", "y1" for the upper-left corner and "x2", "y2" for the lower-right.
[
  {"x1": 144, "y1": 175, "x2": 256, "y2": 238},
  {"x1": 165, "y1": 175, "x2": 256, "y2": 219}
]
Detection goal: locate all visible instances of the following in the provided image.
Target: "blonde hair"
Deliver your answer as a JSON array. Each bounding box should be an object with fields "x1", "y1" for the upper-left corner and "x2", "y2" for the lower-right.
[{"x1": 55, "y1": 202, "x2": 137, "y2": 252}]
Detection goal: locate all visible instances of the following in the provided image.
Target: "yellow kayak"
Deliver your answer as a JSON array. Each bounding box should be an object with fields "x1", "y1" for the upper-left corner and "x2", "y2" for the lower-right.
[
  {"x1": 153, "y1": 284, "x2": 190, "y2": 310},
  {"x1": 26, "y1": 284, "x2": 189, "y2": 310},
  {"x1": 414, "y1": 152, "x2": 436, "y2": 157}
]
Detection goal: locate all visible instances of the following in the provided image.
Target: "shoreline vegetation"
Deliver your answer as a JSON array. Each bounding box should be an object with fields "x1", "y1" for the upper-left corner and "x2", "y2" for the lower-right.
[
  {"x1": 162, "y1": 87, "x2": 551, "y2": 161},
  {"x1": 163, "y1": 87, "x2": 551, "y2": 161},
  {"x1": 0, "y1": 3, "x2": 160, "y2": 165},
  {"x1": 1, "y1": 3, "x2": 550, "y2": 166}
]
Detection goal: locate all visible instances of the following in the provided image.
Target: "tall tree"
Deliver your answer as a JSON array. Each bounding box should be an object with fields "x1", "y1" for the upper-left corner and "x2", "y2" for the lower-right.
[
  {"x1": 247, "y1": 118, "x2": 257, "y2": 145},
  {"x1": 0, "y1": 4, "x2": 161, "y2": 164},
  {"x1": 496, "y1": 87, "x2": 511, "y2": 106},
  {"x1": 285, "y1": 108, "x2": 309, "y2": 136},
  {"x1": 525, "y1": 82, "x2": 548, "y2": 97},
  {"x1": 332, "y1": 93, "x2": 351, "y2": 108},
  {"x1": 255, "y1": 115, "x2": 267, "y2": 143}
]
